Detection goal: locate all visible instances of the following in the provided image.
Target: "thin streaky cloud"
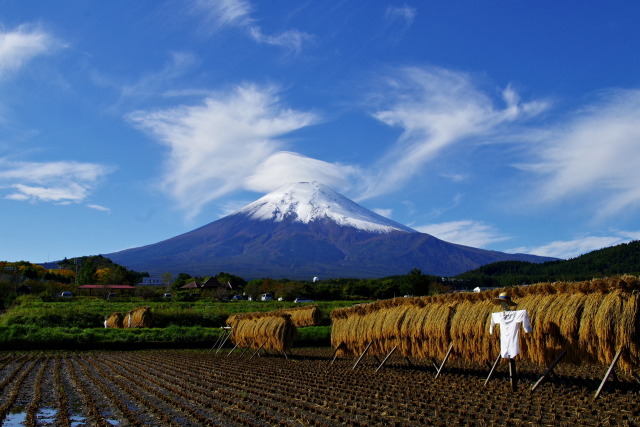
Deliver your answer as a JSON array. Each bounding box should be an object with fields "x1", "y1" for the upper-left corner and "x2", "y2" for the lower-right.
[
  {"x1": 372, "y1": 208, "x2": 393, "y2": 219},
  {"x1": 385, "y1": 5, "x2": 416, "y2": 28},
  {"x1": 510, "y1": 232, "x2": 640, "y2": 259},
  {"x1": 191, "y1": 0, "x2": 253, "y2": 29},
  {"x1": 248, "y1": 27, "x2": 312, "y2": 55},
  {"x1": 517, "y1": 89, "x2": 640, "y2": 219},
  {"x1": 6, "y1": 183, "x2": 87, "y2": 203},
  {"x1": 120, "y1": 51, "x2": 200, "y2": 98},
  {"x1": 0, "y1": 160, "x2": 108, "y2": 183},
  {"x1": 87, "y1": 204, "x2": 111, "y2": 213},
  {"x1": 191, "y1": 0, "x2": 312, "y2": 53},
  {"x1": 416, "y1": 220, "x2": 509, "y2": 248},
  {"x1": 0, "y1": 159, "x2": 112, "y2": 204}
]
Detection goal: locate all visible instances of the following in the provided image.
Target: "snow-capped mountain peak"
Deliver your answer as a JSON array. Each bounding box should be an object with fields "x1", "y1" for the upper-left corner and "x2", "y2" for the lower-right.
[{"x1": 237, "y1": 182, "x2": 416, "y2": 233}]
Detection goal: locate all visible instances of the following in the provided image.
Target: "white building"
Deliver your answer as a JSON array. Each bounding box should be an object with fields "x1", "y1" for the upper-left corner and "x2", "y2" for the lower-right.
[{"x1": 138, "y1": 277, "x2": 163, "y2": 286}]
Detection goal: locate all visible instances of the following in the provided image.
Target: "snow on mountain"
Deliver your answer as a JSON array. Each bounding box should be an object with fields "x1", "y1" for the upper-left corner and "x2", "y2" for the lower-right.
[
  {"x1": 237, "y1": 182, "x2": 416, "y2": 233},
  {"x1": 105, "y1": 181, "x2": 557, "y2": 279}
]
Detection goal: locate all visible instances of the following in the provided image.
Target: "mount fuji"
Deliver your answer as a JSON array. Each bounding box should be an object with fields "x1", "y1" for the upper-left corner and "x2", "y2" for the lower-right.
[{"x1": 106, "y1": 182, "x2": 555, "y2": 279}]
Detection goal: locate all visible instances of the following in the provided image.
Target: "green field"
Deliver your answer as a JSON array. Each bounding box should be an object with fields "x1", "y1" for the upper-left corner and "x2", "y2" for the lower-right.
[{"x1": 0, "y1": 295, "x2": 355, "y2": 349}]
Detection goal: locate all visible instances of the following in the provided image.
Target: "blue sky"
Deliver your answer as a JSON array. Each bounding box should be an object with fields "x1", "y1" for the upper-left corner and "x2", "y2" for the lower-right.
[{"x1": 1, "y1": 1, "x2": 640, "y2": 265}]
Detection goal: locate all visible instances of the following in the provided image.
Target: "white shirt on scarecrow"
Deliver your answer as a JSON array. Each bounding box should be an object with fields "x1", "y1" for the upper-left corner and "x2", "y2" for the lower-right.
[{"x1": 490, "y1": 309, "x2": 532, "y2": 358}]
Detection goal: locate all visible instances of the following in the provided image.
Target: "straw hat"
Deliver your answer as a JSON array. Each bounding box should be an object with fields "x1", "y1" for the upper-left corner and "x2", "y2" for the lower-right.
[{"x1": 493, "y1": 292, "x2": 517, "y2": 306}]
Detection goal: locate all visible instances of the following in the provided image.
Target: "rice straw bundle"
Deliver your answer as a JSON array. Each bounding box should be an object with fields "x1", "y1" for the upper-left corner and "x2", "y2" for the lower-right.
[
  {"x1": 592, "y1": 290, "x2": 625, "y2": 364},
  {"x1": 278, "y1": 305, "x2": 322, "y2": 327},
  {"x1": 517, "y1": 293, "x2": 587, "y2": 366},
  {"x1": 618, "y1": 291, "x2": 640, "y2": 369},
  {"x1": 410, "y1": 301, "x2": 454, "y2": 360},
  {"x1": 123, "y1": 306, "x2": 153, "y2": 328},
  {"x1": 330, "y1": 275, "x2": 640, "y2": 373},
  {"x1": 449, "y1": 299, "x2": 495, "y2": 363},
  {"x1": 105, "y1": 312, "x2": 124, "y2": 329},
  {"x1": 227, "y1": 311, "x2": 297, "y2": 352}
]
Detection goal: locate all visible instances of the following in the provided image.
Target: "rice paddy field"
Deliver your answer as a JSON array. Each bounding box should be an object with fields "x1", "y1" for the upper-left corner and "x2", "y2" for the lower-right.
[{"x1": 0, "y1": 347, "x2": 639, "y2": 426}]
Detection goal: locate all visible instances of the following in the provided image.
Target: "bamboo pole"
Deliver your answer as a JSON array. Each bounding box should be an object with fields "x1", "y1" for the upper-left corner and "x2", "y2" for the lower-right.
[
  {"x1": 239, "y1": 339, "x2": 256, "y2": 358},
  {"x1": 484, "y1": 355, "x2": 501, "y2": 386},
  {"x1": 435, "y1": 342, "x2": 454, "y2": 379},
  {"x1": 352, "y1": 341, "x2": 373, "y2": 370},
  {"x1": 375, "y1": 346, "x2": 397, "y2": 372},
  {"x1": 593, "y1": 348, "x2": 623, "y2": 401},
  {"x1": 226, "y1": 342, "x2": 240, "y2": 357},
  {"x1": 215, "y1": 330, "x2": 231, "y2": 354},
  {"x1": 531, "y1": 349, "x2": 567, "y2": 391},
  {"x1": 250, "y1": 340, "x2": 268, "y2": 360}
]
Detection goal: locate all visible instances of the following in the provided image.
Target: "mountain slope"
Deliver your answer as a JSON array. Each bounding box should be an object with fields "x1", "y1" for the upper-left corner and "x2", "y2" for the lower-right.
[{"x1": 106, "y1": 182, "x2": 555, "y2": 279}]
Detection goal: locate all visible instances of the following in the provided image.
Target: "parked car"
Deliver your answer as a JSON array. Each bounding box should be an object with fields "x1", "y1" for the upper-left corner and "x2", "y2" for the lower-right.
[
  {"x1": 231, "y1": 295, "x2": 243, "y2": 300},
  {"x1": 260, "y1": 293, "x2": 274, "y2": 301},
  {"x1": 59, "y1": 291, "x2": 73, "y2": 298},
  {"x1": 294, "y1": 297, "x2": 314, "y2": 303},
  {"x1": 163, "y1": 293, "x2": 172, "y2": 298}
]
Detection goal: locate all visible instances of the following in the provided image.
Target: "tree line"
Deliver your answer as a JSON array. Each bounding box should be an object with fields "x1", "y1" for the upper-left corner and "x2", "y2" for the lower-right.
[{"x1": 2, "y1": 240, "x2": 639, "y2": 306}]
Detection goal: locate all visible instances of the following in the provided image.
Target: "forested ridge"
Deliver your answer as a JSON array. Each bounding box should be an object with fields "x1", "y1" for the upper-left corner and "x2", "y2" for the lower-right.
[{"x1": 455, "y1": 240, "x2": 640, "y2": 288}]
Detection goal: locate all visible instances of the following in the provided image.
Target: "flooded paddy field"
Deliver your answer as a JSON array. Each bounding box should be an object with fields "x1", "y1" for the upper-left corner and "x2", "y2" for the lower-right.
[{"x1": 0, "y1": 348, "x2": 638, "y2": 426}]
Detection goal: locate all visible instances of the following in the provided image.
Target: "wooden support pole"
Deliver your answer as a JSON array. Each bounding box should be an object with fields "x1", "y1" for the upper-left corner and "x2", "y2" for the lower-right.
[
  {"x1": 329, "y1": 347, "x2": 340, "y2": 366},
  {"x1": 239, "y1": 339, "x2": 256, "y2": 358},
  {"x1": 250, "y1": 340, "x2": 268, "y2": 360},
  {"x1": 352, "y1": 341, "x2": 373, "y2": 370},
  {"x1": 226, "y1": 342, "x2": 239, "y2": 357},
  {"x1": 208, "y1": 329, "x2": 227, "y2": 353},
  {"x1": 484, "y1": 355, "x2": 501, "y2": 386},
  {"x1": 593, "y1": 348, "x2": 623, "y2": 401},
  {"x1": 531, "y1": 349, "x2": 567, "y2": 392},
  {"x1": 375, "y1": 346, "x2": 397, "y2": 372},
  {"x1": 215, "y1": 331, "x2": 231, "y2": 354},
  {"x1": 435, "y1": 343, "x2": 454, "y2": 380},
  {"x1": 508, "y1": 358, "x2": 517, "y2": 391}
]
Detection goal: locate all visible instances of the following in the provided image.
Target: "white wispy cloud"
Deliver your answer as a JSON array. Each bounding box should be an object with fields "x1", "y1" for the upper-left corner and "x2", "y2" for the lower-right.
[
  {"x1": 0, "y1": 160, "x2": 112, "y2": 204},
  {"x1": 385, "y1": 5, "x2": 416, "y2": 29},
  {"x1": 120, "y1": 51, "x2": 200, "y2": 98},
  {"x1": 372, "y1": 208, "x2": 393, "y2": 218},
  {"x1": 510, "y1": 231, "x2": 640, "y2": 259},
  {"x1": 191, "y1": 0, "x2": 312, "y2": 54},
  {"x1": 416, "y1": 220, "x2": 509, "y2": 248},
  {"x1": 128, "y1": 84, "x2": 319, "y2": 217},
  {"x1": 359, "y1": 66, "x2": 548, "y2": 199},
  {"x1": 0, "y1": 24, "x2": 60, "y2": 79},
  {"x1": 193, "y1": 0, "x2": 253, "y2": 29},
  {"x1": 87, "y1": 204, "x2": 111, "y2": 213},
  {"x1": 517, "y1": 89, "x2": 640, "y2": 218}
]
